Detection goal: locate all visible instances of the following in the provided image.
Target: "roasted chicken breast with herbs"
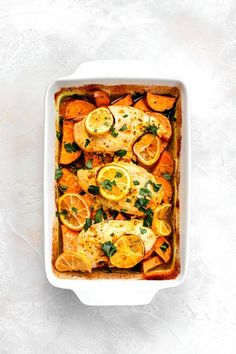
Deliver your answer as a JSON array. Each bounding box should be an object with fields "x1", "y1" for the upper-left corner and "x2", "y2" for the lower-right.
[
  {"x1": 76, "y1": 219, "x2": 157, "y2": 268},
  {"x1": 74, "y1": 106, "x2": 169, "y2": 156},
  {"x1": 77, "y1": 162, "x2": 163, "y2": 216}
]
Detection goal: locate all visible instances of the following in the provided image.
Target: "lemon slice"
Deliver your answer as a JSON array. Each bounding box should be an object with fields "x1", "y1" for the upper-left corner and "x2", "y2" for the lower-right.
[
  {"x1": 55, "y1": 251, "x2": 92, "y2": 272},
  {"x1": 85, "y1": 107, "x2": 113, "y2": 135},
  {"x1": 110, "y1": 235, "x2": 144, "y2": 268},
  {"x1": 133, "y1": 133, "x2": 161, "y2": 166},
  {"x1": 58, "y1": 193, "x2": 90, "y2": 231},
  {"x1": 96, "y1": 164, "x2": 131, "y2": 201},
  {"x1": 152, "y1": 219, "x2": 172, "y2": 236},
  {"x1": 153, "y1": 203, "x2": 172, "y2": 220}
]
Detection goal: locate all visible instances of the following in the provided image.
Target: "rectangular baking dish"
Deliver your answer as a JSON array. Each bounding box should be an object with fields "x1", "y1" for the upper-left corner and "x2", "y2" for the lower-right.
[{"x1": 44, "y1": 60, "x2": 190, "y2": 306}]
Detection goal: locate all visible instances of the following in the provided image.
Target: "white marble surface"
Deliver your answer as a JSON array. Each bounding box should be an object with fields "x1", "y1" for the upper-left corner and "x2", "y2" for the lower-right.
[{"x1": 1, "y1": 0, "x2": 236, "y2": 353}]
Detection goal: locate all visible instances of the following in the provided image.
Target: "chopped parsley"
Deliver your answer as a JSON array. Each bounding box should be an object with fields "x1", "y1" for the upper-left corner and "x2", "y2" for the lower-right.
[
  {"x1": 55, "y1": 167, "x2": 62, "y2": 180},
  {"x1": 59, "y1": 184, "x2": 68, "y2": 193},
  {"x1": 162, "y1": 173, "x2": 172, "y2": 180},
  {"x1": 143, "y1": 209, "x2": 153, "y2": 227},
  {"x1": 140, "y1": 227, "x2": 147, "y2": 234},
  {"x1": 94, "y1": 208, "x2": 107, "y2": 223},
  {"x1": 55, "y1": 209, "x2": 68, "y2": 217},
  {"x1": 145, "y1": 179, "x2": 162, "y2": 192},
  {"x1": 71, "y1": 207, "x2": 78, "y2": 213},
  {"x1": 85, "y1": 159, "x2": 93, "y2": 169},
  {"x1": 160, "y1": 241, "x2": 169, "y2": 252},
  {"x1": 101, "y1": 241, "x2": 117, "y2": 257},
  {"x1": 123, "y1": 114, "x2": 128, "y2": 118},
  {"x1": 56, "y1": 131, "x2": 62, "y2": 140},
  {"x1": 145, "y1": 123, "x2": 159, "y2": 136},
  {"x1": 101, "y1": 179, "x2": 116, "y2": 191},
  {"x1": 126, "y1": 198, "x2": 131, "y2": 202},
  {"x1": 115, "y1": 149, "x2": 127, "y2": 157},
  {"x1": 64, "y1": 142, "x2": 79, "y2": 153},
  {"x1": 84, "y1": 138, "x2": 91, "y2": 148},
  {"x1": 119, "y1": 124, "x2": 127, "y2": 131},
  {"x1": 110, "y1": 126, "x2": 119, "y2": 137},
  {"x1": 109, "y1": 209, "x2": 119, "y2": 219},
  {"x1": 139, "y1": 187, "x2": 152, "y2": 198},
  {"x1": 88, "y1": 185, "x2": 100, "y2": 195},
  {"x1": 133, "y1": 180, "x2": 140, "y2": 185},
  {"x1": 84, "y1": 217, "x2": 92, "y2": 231},
  {"x1": 115, "y1": 171, "x2": 123, "y2": 178}
]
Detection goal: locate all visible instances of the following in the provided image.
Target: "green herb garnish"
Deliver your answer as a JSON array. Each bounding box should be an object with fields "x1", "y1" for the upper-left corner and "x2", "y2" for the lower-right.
[
  {"x1": 94, "y1": 208, "x2": 107, "y2": 223},
  {"x1": 115, "y1": 171, "x2": 123, "y2": 178},
  {"x1": 109, "y1": 209, "x2": 119, "y2": 219},
  {"x1": 64, "y1": 142, "x2": 79, "y2": 153},
  {"x1": 140, "y1": 227, "x2": 147, "y2": 234},
  {"x1": 119, "y1": 124, "x2": 127, "y2": 131},
  {"x1": 115, "y1": 149, "x2": 127, "y2": 157},
  {"x1": 145, "y1": 123, "x2": 159, "y2": 136},
  {"x1": 101, "y1": 179, "x2": 116, "y2": 191},
  {"x1": 133, "y1": 180, "x2": 140, "y2": 185},
  {"x1": 139, "y1": 187, "x2": 152, "y2": 198},
  {"x1": 59, "y1": 184, "x2": 68, "y2": 193},
  {"x1": 55, "y1": 167, "x2": 62, "y2": 180},
  {"x1": 84, "y1": 138, "x2": 91, "y2": 148},
  {"x1": 101, "y1": 241, "x2": 117, "y2": 257},
  {"x1": 71, "y1": 207, "x2": 78, "y2": 213},
  {"x1": 123, "y1": 114, "x2": 128, "y2": 118},
  {"x1": 162, "y1": 173, "x2": 172, "y2": 180},
  {"x1": 84, "y1": 217, "x2": 92, "y2": 231},
  {"x1": 88, "y1": 185, "x2": 100, "y2": 195},
  {"x1": 160, "y1": 241, "x2": 169, "y2": 252},
  {"x1": 85, "y1": 159, "x2": 93, "y2": 169},
  {"x1": 56, "y1": 131, "x2": 62, "y2": 140},
  {"x1": 110, "y1": 126, "x2": 118, "y2": 137}
]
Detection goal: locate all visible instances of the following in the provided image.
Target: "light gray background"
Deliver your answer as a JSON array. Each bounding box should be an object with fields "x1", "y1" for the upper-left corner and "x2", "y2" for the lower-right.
[{"x1": 1, "y1": 0, "x2": 236, "y2": 353}]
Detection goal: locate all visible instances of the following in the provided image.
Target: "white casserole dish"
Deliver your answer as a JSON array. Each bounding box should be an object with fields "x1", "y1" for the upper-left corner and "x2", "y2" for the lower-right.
[{"x1": 44, "y1": 60, "x2": 190, "y2": 306}]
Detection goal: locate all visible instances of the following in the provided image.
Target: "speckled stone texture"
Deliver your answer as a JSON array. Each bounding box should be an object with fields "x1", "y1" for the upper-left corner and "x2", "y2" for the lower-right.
[{"x1": 0, "y1": 0, "x2": 236, "y2": 353}]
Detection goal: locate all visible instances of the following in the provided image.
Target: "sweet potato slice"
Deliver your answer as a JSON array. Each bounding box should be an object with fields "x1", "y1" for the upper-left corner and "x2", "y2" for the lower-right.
[
  {"x1": 115, "y1": 213, "x2": 126, "y2": 220},
  {"x1": 60, "y1": 120, "x2": 81, "y2": 164},
  {"x1": 153, "y1": 237, "x2": 172, "y2": 263},
  {"x1": 155, "y1": 176, "x2": 173, "y2": 203},
  {"x1": 112, "y1": 94, "x2": 133, "y2": 106},
  {"x1": 147, "y1": 112, "x2": 172, "y2": 142},
  {"x1": 133, "y1": 98, "x2": 149, "y2": 112},
  {"x1": 58, "y1": 167, "x2": 81, "y2": 193},
  {"x1": 61, "y1": 225, "x2": 79, "y2": 252},
  {"x1": 142, "y1": 255, "x2": 163, "y2": 273},
  {"x1": 152, "y1": 151, "x2": 174, "y2": 178},
  {"x1": 59, "y1": 98, "x2": 74, "y2": 117},
  {"x1": 147, "y1": 92, "x2": 176, "y2": 112},
  {"x1": 65, "y1": 100, "x2": 96, "y2": 121},
  {"x1": 94, "y1": 91, "x2": 110, "y2": 107}
]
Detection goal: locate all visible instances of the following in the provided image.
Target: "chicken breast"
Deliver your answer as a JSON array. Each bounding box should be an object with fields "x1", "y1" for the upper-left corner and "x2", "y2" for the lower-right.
[
  {"x1": 77, "y1": 162, "x2": 163, "y2": 216},
  {"x1": 74, "y1": 106, "x2": 166, "y2": 155},
  {"x1": 76, "y1": 219, "x2": 157, "y2": 268}
]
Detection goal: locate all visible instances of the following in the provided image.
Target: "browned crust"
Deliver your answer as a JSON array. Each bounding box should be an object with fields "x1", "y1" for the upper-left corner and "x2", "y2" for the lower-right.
[{"x1": 52, "y1": 84, "x2": 182, "y2": 280}]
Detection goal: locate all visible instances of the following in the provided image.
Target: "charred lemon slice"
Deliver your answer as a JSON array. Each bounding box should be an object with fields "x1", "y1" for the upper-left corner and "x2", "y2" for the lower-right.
[
  {"x1": 153, "y1": 203, "x2": 172, "y2": 220},
  {"x1": 55, "y1": 251, "x2": 92, "y2": 272},
  {"x1": 133, "y1": 133, "x2": 161, "y2": 166},
  {"x1": 58, "y1": 193, "x2": 90, "y2": 231},
  {"x1": 110, "y1": 235, "x2": 144, "y2": 268},
  {"x1": 85, "y1": 107, "x2": 113, "y2": 135},
  {"x1": 97, "y1": 164, "x2": 131, "y2": 201},
  {"x1": 152, "y1": 219, "x2": 172, "y2": 236}
]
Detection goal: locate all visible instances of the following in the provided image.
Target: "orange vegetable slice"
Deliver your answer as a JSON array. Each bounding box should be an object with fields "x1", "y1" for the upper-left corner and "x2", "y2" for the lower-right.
[
  {"x1": 142, "y1": 255, "x2": 163, "y2": 273},
  {"x1": 94, "y1": 91, "x2": 110, "y2": 107},
  {"x1": 155, "y1": 176, "x2": 173, "y2": 203},
  {"x1": 65, "y1": 99, "x2": 96, "y2": 121},
  {"x1": 152, "y1": 151, "x2": 174, "y2": 178},
  {"x1": 147, "y1": 92, "x2": 176, "y2": 112},
  {"x1": 110, "y1": 235, "x2": 144, "y2": 268},
  {"x1": 60, "y1": 120, "x2": 81, "y2": 165},
  {"x1": 58, "y1": 193, "x2": 90, "y2": 231},
  {"x1": 55, "y1": 251, "x2": 92, "y2": 272},
  {"x1": 112, "y1": 94, "x2": 133, "y2": 106},
  {"x1": 58, "y1": 168, "x2": 81, "y2": 194},
  {"x1": 153, "y1": 237, "x2": 172, "y2": 263},
  {"x1": 133, "y1": 133, "x2": 161, "y2": 166},
  {"x1": 133, "y1": 98, "x2": 150, "y2": 112}
]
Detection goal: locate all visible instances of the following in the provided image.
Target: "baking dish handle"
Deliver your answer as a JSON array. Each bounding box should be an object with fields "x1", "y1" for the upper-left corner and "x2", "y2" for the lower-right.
[{"x1": 65, "y1": 60, "x2": 158, "y2": 80}]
